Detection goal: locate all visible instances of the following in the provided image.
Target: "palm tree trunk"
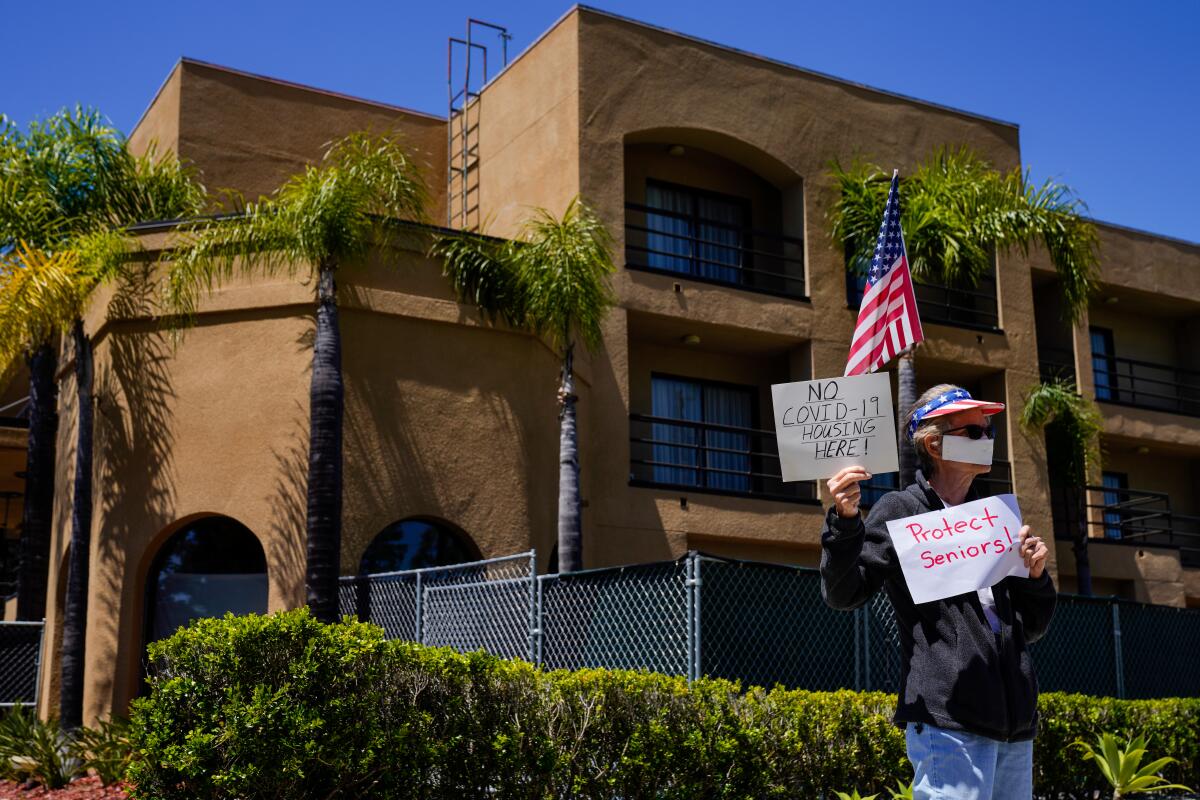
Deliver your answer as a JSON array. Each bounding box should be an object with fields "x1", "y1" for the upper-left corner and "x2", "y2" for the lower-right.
[
  {"x1": 557, "y1": 343, "x2": 582, "y2": 573},
  {"x1": 60, "y1": 319, "x2": 93, "y2": 730},
  {"x1": 897, "y1": 350, "x2": 919, "y2": 486},
  {"x1": 306, "y1": 263, "x2": 344, "y2": 623},
  {"x1": 16, "y1": 342, "x2": 59, "y2": 621},
  {"x1": 1066, "y1": 485, "x2": 1093, "y2": 595}
]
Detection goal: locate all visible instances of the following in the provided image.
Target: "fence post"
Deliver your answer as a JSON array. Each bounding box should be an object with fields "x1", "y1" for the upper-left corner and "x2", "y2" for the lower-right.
[
  {"x1": 853, "y1": 607, "x2": 863, "y2": 691},
  {"x1": 414, "y1": 571, "x2": 423, "y2": 644},
  {"x1": 1111, "y1": 601, "x2": 1125, "y2": 699},
  {"x1": 685, "y1": 554, "x2": 695, "y2": 682},
  {"x1": 527, "y1": 551, "x2": 539, "y2": 665},
  {"x1": 535, "y1": 575, "x2": 546, "y2": 667},
  {"x1": 693, "y1": 554, "x2": 704, "y2": 682},
  {"x1": 33, "y1": 621, "x2": 45, "y2": 709},
  {"x1": 862, "y1": 602, "x2": 872, "y2": 691}
]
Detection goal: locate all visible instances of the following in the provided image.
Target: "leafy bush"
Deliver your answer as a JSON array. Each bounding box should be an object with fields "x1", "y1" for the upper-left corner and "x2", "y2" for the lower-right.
[
  {"x1": 127, "y1": 609, "x2": 1200, "y2": 800},
  {"x1": 1037, "y1": 693, "x2": 1200, "y2": 798}
]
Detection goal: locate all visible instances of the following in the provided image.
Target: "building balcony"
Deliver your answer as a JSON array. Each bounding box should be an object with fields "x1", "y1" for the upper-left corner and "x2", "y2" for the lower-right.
[
  {"x1": 624, "y1": 202, "x2": 806, "y2": 300},
  {"x1": 846, "y1": 271, "x2": 1000, "y2": 333},
  {"x1": 1051, "y1": 485, "x2": 1200, "y2": 568},
  {"x1": 1093, "y1": 355, "x2": 1200, "y2": 417},
  {"x1": 628, "y1": 412, "x2": 817, "y2": 503}
]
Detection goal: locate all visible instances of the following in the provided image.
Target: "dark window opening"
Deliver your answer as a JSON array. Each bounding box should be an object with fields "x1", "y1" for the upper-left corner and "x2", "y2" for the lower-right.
[
  {"x1": 144, "y1": 516, "x2": 267, "y2": 646},
  {"x1": 358, "y1": 518, "x2": 477, "y2": 575}
]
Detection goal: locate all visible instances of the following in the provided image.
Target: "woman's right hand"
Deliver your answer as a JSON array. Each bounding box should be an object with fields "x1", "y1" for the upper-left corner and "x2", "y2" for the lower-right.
[{"x1": 827, "y1": 466, "x2": 872, "y2": 518}]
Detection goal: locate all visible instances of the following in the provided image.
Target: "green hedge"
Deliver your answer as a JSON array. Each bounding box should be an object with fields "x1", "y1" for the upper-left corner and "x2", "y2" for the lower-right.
[{"x1": 127, "y1": 609, "x2": 1198, "y2": 799}]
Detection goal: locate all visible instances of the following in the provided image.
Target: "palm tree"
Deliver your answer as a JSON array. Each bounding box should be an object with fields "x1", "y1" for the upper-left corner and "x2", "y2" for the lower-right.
[
  {"x1": 1020, "y1": 379, "x2": 1103, "y2": 593},
  {"x1": 0, "y1": 108, "x2": 204, "y2": 728},
  {"x1": 830, "y1": 146, "x2": 1099, "y2": 486},
  {"x1": 166, "y1": 133, "x2": 426, "y2": 622},
  {"x1": 432, "y1": 198, "x2": 616, "y2": 573}
]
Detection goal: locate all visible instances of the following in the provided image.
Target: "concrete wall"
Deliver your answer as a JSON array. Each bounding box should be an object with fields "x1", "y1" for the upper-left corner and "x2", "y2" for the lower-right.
[{"x1": 474, "y1": 13, "x2": 580, "y2": 237}]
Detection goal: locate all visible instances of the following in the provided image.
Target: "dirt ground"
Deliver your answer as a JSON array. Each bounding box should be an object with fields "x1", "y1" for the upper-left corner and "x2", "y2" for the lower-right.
[{"x1": 0, "y1": 779, "x2": 129, "y2": 799}]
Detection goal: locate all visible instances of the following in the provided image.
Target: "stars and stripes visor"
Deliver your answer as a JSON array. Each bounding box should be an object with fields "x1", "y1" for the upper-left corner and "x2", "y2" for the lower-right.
[{"x1": 906, "y1": 388, "x2": 1005, "y2": 440}]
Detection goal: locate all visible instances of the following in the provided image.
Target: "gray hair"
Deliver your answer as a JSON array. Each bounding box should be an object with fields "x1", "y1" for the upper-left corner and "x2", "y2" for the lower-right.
[{"x1": 907, "y1": 383, "x2": 962, "y2": 478}]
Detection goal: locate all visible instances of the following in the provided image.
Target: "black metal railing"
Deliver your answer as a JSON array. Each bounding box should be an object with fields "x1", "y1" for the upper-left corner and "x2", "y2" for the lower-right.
[
  {"x1": 629, "y1": 413, "x2": 817, "y2": 502},
  {"x1": 1093, "y1": 355, "x2": 1200, "y2": 417},
  {"x1": 846, "y1": 271, "x2": 1000, "y2": 332},
  {"x1": 860, "y1": 460, "x2": 1013, "y2": 508},
  {"x1": 1038, "y1": 346, "x2": 1077, "y2": 384},
  {"x1": 1052, "y1": 485, "x2": 1200, "y2": 567},
  {"x1": 624, "y1": 203, "x2": 806, "y2": 299}
]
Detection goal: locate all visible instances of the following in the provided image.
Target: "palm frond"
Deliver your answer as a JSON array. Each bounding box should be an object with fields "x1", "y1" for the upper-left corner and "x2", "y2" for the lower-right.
[
  {"x1": 512, "y1": 196, "x2": 616, "y2": 351},
  {"x1": 1020, "y1": 379, "x2": 1103, "y2": 485},
  {"x1": 324, "y1": 132, "x2": 428, "y2": 225},
  {"x1": 72, "y1": 229, "x2": 137, "y2": 286},
  {"x1": 103, "y1": 143, "x2": 207, "y2": 227},
  {"x1": 165, "y1": 132, "x2": 428, "y2": 320},
  {"x1": 429, "y1": 231, "x2": 526, "y2": 327},
  {"x1": 0, "y1": 243, "x2": 86, "y2": 371},
  {"x1": 166, "y1": 199, "x2": 301, "y2": 320},
  {"x1": 828, "y1": 146, "x2": 1098, "y2": 320}
]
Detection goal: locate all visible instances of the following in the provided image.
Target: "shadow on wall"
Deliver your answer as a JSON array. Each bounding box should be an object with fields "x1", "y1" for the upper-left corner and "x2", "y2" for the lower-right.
[
  {"x1": 93, "y1": 265, "x2": 179, "y2": 709},
  {"x1": 338, "y1": 308, "x2": 547, "y2": 570}
]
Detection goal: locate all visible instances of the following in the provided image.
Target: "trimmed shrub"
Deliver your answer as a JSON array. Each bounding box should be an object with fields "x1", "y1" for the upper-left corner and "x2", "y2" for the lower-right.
[
  {"x1": 1037, "y1": 692, "x2": 1199, "y2": 799},
  {"x1": 128, "y1": 609, "x2": 1200, "y2": 799}
]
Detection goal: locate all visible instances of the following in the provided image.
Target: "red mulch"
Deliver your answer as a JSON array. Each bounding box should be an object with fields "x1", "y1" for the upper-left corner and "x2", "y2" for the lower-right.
[{"x1": 0, "y1": 778, "x2": 128, "y2": 799}]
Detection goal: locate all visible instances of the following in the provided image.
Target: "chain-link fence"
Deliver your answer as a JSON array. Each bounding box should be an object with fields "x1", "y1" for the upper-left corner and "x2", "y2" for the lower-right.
[
  {"x1": 339, "y1": 552, "x2": 536, "y2": 662},
  {"x1": 342, "y1": 550, "x2": 1200, "y2": 699},
  {"x1": 0, "y1": 621, "x2": 43, "y2": 708}
]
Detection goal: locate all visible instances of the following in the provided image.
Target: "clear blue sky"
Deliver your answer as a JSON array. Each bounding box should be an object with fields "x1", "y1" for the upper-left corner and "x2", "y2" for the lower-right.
[{"x1": 4, "y1": 0, "x2": 1197, "y2": 242}]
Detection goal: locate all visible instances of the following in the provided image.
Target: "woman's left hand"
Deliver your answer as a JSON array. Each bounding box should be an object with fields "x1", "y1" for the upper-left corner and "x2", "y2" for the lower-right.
[{"x1": 1018, "y1": 525, "x2": 1048, "y2": 579}]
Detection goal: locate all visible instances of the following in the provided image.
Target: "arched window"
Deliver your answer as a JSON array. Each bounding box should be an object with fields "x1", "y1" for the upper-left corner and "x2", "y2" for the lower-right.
[
  {"x1": 358, "y1": 518, "x2": 477, "y2": 574},
  {"x1": 144, "y1": 516, "x2": 267, "y2": 644}
]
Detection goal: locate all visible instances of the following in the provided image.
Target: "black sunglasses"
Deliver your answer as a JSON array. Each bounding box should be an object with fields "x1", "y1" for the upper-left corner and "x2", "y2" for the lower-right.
[{"x1": 943, "y1": 423, "x2": 995, "y2": 440}]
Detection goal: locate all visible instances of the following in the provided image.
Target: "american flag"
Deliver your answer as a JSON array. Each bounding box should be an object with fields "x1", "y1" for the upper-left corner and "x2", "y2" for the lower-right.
[{"x1": 844, "y1": 171, "x2": 924, "y2": 376}]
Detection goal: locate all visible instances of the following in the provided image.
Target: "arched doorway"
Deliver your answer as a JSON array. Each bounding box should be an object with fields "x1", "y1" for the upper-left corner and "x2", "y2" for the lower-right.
[
  {"x1": 143, "y1": 516, "x2": 268, "y2": 646},
  {"x1": 357, "y1": 517, "x2": 479, "y2": 575}
]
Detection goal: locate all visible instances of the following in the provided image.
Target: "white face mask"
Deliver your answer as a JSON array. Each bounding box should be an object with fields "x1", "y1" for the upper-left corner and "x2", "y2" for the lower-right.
[{"x1": 941, "y1": 433, "x2": 994, "y2": 466}]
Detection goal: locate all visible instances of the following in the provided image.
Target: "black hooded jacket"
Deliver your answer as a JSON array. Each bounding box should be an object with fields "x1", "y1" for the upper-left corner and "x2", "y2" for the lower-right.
[{"x1": 819, "y1": 471, "x2": 1057, "y2": 742}]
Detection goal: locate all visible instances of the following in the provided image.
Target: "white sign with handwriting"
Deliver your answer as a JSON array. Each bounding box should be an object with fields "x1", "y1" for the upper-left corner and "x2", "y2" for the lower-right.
[
  {"x1": 770, "y1": 373, "x2": 899, "y2": 482},
  {"x1": 886, "y1": 494, "x2": 1029, "y2": 604}
]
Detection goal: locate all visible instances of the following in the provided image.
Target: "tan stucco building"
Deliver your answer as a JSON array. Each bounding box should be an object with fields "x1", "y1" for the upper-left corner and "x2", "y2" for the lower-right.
[{"x1": 3, "y1": 6, "x2": 1197, "y2": 723}]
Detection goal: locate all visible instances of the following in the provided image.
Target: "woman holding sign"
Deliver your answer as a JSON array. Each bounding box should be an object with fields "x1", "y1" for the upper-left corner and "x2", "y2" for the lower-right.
[{"x1": 820, "y1": 384, "x2": 1055, "y2": 800}]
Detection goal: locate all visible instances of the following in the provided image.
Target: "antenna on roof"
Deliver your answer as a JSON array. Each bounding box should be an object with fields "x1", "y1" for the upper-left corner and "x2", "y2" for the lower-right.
[{"x1": 448, "y1": 19, "x2": 510, "y2": 230}]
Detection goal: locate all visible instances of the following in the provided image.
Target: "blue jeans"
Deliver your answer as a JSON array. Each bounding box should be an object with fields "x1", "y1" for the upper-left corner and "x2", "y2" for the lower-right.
[{"x1": 905, "y1": 723, "x2": 1034, "y2": 800}]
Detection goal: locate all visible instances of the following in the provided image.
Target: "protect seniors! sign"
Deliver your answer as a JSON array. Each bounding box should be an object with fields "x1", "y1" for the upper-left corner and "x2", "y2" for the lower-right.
[
  {"x1": 886, "y1": 495, "x2": 1029, "y2": 604},
  {"x1": 770, "y1": 373, "x2": 899, "y2": 482}
]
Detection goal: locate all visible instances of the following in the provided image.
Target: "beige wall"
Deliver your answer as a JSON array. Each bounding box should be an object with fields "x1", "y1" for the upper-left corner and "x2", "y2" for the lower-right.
[
  {"x1": 1055, "y1": 540, "x2": 1184, "y2": 606},
  {"x1": 474, "y1": 13, "x2": 580, "y2": 236},
  {"x1": 128, "y1": 64, "x2": 181, "y2": 159},
  {"x1": 129, "y1": 60, "x2": 448, "y2": 223}
]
